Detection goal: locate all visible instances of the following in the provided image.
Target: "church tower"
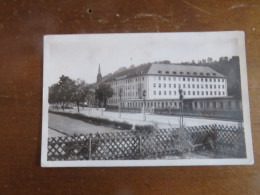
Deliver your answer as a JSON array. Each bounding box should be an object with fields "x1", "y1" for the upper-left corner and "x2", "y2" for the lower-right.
[{"x1": 97, "y1": 64, "x2": 102, "y2": 83}]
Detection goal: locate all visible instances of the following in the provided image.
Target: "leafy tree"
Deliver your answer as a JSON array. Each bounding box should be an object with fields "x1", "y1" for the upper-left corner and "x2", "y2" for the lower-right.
[
  {"x1": 57, "y1": 75, "x2": 75, "y2": 110},
  {"x1": 95, "y1": 83, "x2": 114, "y2": 107},
  {"x1": 49, "y1": 83, "x2": 60, "y2": 108},
  {"x1": 72, "y1": 79, "x2": 95, "y2": 113}
]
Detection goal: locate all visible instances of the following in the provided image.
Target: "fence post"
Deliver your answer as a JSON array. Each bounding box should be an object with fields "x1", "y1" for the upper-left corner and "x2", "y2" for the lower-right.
[
  {"x1": 88, "y1": 136, "x2": 92, "y2": 160},
  {"x1": 139, "y1": 134, "x2": 142, "y2": 159}
]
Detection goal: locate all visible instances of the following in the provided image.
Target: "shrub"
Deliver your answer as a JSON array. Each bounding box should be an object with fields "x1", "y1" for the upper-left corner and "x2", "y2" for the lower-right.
[{"x1": 135, "y1": 124, "x2": 156, "y2": 135}]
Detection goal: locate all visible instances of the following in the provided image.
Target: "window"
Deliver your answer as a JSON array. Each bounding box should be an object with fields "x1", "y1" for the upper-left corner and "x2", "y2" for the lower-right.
[
  {"x1": 200, "y1": 73, "x2": 204, "y2": 76},
  {"x1": 205, "y1": 78, "x2": 208, "y2": 82},
  {"x1": 159, "y1": 91, "x2": 161, "y2": 95},
  {"x1": 206, "y1": 91, "x2": 208, "y2": 95},
  {"x1": 193, "y1": 72, "x2": 197, "y2": 75},
  {"x1": 209, "y1": 78, "x2": 212, "y2": 82},
  {"x1": 206, "y1": 84, "x2": 208, "y2": 89},
  {"x1": 169, "y1": 91, "x2": 172, "y2": 95},
  {"x1": 210, "y1": 91, "x2": 212, "y2": 95},
  {"x1": 197, "y1": 78, "x2": 199, "y2": 81},
  {"x1": 188, "y1": 91, "x2": 190, "y2": 95},
  {"x1": 206, "y1": 73, "x2": 210, "y2": 76},
  {"x1": 201, "y1": 84, "x2": 204, "y2": 88},
  {"x1": 219, "y1": 91, "x2": 221, "y2": 95},
  {"x1": 197, "y1": 84, "x2": 199, "y2": 88},
  {"x1": 178, "y1": 84, "x2": 181, "y2": 88},
  {"x1": 173, "y1": 71, "x2": 176, "y2": 74},
  {"x1": 174, "y1": 84, "x2": 176, "y2": 88},
  {"x1": 174, "y1": 91, "x2": 176, "y2": 95},
  {"x1": 214, "y1": 91, "x2": 216, "y2": 95},
  {"x1": 183, "y1": 91, "x2": 186, "y2": 95},
  {"x1": 187, "y1": 72, "x2": 190, "y2": 75},
  {"x1": 178, "y1": 77, "x2": 181, "y2": 81},
  {"x1": 210, "y1": 85, "x2": 212, "y2": 89},
  {"x1": 192, "y1": 78, "x2": 194, "y2": 81},
  {"x1": 164, "y1": 84, "x2": 166, "y2": 88},
  {"x1": 214, "y1": 85, "x2": 216, "y2": 89},
  {"x1": 164, "y1": 91, "x2": 166, "y2": 95},
  {"x1": 213, "y1": 73, "x2": 216, "y2": 76},
  {"x1": 159, "y1": 83, "x2": 161, "y2": 88},
  {"x1": 183, "y1": 77, "x2": 185, "y2": 81},
  {"x1": 153, "y1": 91, "x2": 156, "y2": 95},
  {"x1": 202, "y1": 91, "x2": 204, "y2": 95},
  {"x1": 188, "y1": 78, "x2": 190, "y2": 81},
  {"x1": 164, "y1": 77, "x2": 166, "y2": 81},
  {"x1": 193, "y1": 91, "x2": 195, "y2": 95},
  {"x1": 223, "y1": 91, "x2": 225, "y2": 95},
  {"x1": 158, "y1": 77, "x2": 161, "y2": 80},
  {"x1": 166, "y1": 71, "x2": 169, "y2": 74},
  {"x1": 183, "y1": 84, "x2": 186, "y2": 88},
  {"x1": 220, "y1": 102, "x2": 223, "y2": 108},
  {"x1": 192, "y1": 84, "x2": 195, "y2": 88},
  {"x1": 153, "y1": 83, "x2": 156, "y2": 87},
  {"x1": 168, "y1": 77, "x2": 171, "y2": 81},
  {"x1": 222, "y1": 85, "x2": 225, "y2": 89},
  {"x1": 201, "y1": 78, "x2": 204, "y2": 82},
  {"x1": 222, "y1": 79, "x2": 224, "y2": 82},
  {"x1": 169, "y1": 84, "x2": 171, "y2": 88},
  {"x1": 218, "y1": 85, "x2": 220, "y2": 89},
  {"x1": 188, "y1": 84, "x2": 190, "y2": 88},
  {"x1": 197, "y1": 91, "x2": 199, "y2": 95},
  {"x1": 180, "y1": 72, "x2": 183, "y2": 75},
  {"x1": 158, "y1": 71, "x2": 162, "y2": 74}
]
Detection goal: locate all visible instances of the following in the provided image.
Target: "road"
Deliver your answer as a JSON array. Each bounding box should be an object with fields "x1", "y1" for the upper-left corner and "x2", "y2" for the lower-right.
[{"x1": 69, "y1": 107, "x2": 241, "y2": 129}]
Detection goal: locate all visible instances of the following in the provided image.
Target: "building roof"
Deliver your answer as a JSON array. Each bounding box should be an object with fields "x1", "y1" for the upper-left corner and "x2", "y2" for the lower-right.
[
  {"x1": 102, "y1": 63, "x2": 152, "y2": 82},
  {"x1": 102, "y1": 63, "x2": 225, "y2": 83},
  {"x1": 148, "y1": 64, "x2": 225, "y2": 78}
]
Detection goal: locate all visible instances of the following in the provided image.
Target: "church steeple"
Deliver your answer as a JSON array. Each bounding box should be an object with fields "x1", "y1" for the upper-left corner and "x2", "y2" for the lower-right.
[{"x1": 97, "y1": 64, "x2": 102, "y2": 83}]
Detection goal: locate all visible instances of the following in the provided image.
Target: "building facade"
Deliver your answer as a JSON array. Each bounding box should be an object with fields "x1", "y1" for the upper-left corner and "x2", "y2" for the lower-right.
[{"x1": 98, "y1": 63, "x2": 228, "y2": 110}]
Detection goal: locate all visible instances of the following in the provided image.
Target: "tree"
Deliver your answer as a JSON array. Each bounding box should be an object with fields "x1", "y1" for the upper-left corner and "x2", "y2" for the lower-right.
[
  {"x1": 57, "y1": 75, "x2": 75, "y2": 111},
  {"x1": 72, "y1": 79, "x2": 95, "y2": 113},
  {"x1": 49, "y1": 83, "x2": 60, "y2": 109},
  {"x1": 95, "y1": 83, "x2": 114, "y2": 108}
]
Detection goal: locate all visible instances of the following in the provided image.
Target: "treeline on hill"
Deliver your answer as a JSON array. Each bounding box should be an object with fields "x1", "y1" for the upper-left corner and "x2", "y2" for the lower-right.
[
  {"x1": 48, "y1": 75, "x2": 114, "y2": 112},
  {"x1": 155, "y1": 56, "x2": 241, "y2": 99}
]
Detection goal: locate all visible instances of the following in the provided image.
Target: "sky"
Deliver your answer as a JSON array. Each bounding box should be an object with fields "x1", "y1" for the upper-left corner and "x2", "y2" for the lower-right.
[{"x1": 44, "y1": 32, "x2": 240, "y2": 87}]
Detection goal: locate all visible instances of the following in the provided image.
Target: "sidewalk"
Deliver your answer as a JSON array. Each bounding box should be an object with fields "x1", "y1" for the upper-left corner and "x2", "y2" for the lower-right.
[{"x1": 67, "y1": 107, "x2": 240, "y2": 129}]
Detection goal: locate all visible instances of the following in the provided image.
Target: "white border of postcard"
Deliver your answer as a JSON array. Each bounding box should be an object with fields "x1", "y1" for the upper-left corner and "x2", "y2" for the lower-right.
[{"x1": 41, "y1": 31, "x2": 254, "y2": 167}]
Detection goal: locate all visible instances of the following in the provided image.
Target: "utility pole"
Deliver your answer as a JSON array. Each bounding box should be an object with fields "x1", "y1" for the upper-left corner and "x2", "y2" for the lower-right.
[
  {"x1": 143, "y1": 90, "x2": 146, "y2": 121},
  {"x1": 178, "y1": 88, "x2": 184, "y2": 128},
  {"x1": 119, "y1": 88, "x2": 122, "y2": 118}
]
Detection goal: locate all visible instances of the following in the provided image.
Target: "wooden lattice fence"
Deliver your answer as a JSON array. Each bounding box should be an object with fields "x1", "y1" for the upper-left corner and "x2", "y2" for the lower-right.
[{"x1": 47, "y1": 124, "x2": 246, "y2": 161}]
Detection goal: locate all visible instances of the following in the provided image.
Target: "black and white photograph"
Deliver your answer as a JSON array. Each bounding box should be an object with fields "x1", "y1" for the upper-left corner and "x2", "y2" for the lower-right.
[{"x1": 41, "y1": 31, "x2": 253, "y2": 167}]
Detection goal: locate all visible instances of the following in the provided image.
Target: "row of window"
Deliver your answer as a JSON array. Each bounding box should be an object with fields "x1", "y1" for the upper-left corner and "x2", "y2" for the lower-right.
[
  {"x1": 154, "y1": 83, "x2": 225, "y2": 89},
  {"x1": 153, "y1": 90, "x2": 225, "y2": 96},
  {"x1": 157, "y1": 70, "x2": 217, "y2": 76},
  {"x1": 155, "y1": 76, "x2": 225, "y2": 82}
]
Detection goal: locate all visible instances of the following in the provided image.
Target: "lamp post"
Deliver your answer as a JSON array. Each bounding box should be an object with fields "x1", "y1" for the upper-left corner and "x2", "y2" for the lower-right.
[
  {"x1": 178, "y1": 88, "x2": 184, "y2": 127},
  {"x1": 119, "y1": 88, "x2": 122, "y2": 118},
  {"x1": 143, "y1": 90, "x2": 146, "y2": 121}
]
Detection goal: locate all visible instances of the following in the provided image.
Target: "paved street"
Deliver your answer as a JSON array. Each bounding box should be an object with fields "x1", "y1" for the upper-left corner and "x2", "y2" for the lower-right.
[{"x1": 68, "y1": 107, "x2": 241, "y2": 129}]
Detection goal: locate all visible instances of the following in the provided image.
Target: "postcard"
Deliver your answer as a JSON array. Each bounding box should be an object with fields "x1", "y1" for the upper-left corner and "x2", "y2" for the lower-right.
[{"x1": 41, "y1": 31, "x2": 254, "y2": 167}]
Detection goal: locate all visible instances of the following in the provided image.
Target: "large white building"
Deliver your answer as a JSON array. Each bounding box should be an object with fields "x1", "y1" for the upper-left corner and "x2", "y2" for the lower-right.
[{"x1": 98, "y1": 63, "x2": 228, "y2": 109}]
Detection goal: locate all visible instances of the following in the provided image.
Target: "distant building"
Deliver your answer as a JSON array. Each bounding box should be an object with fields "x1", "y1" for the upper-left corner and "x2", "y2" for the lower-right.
[{"x1": 97, "y1": 63, "x2": 230, "y2": 110}]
